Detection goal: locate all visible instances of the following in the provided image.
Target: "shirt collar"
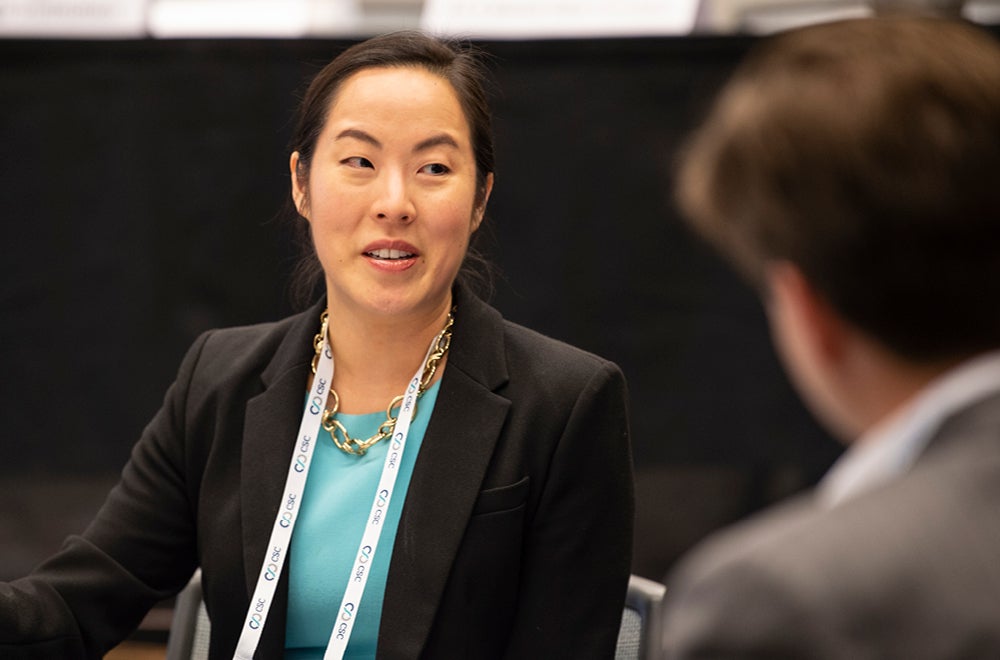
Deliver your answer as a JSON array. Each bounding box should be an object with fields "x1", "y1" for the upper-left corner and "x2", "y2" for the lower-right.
[{"x1": 819, "y1": 349, "x2": 1000, "y2": 508}]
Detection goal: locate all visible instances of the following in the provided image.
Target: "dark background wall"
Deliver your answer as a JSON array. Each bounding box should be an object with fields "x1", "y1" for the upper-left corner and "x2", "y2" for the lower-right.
[{"x1": 0, "y1": 36, "x2": 843, "y2": 582}]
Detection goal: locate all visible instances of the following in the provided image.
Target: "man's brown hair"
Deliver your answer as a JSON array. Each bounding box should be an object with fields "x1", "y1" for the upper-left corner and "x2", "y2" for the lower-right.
[{"x1": 676, "y1": 17, "x2": 1000, "y2": 361}]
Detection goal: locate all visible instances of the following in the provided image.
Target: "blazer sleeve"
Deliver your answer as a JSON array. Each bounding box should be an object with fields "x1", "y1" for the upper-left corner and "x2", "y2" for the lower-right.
[
  {"x1": 503, "y1": 360, "x2": 634, "y2": 659},
  {"x1": 0, "y1": 332, "x2": 211, "y2": 659}
]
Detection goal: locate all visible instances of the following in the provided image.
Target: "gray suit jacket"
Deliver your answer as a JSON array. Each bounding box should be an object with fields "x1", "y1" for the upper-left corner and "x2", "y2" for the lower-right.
[
  {"x1": 0, "y1": 286, "x2": 634, "y2": 659},
  {"x1": 661, "y1": 390, "x2": 1000, "y2": 659}
]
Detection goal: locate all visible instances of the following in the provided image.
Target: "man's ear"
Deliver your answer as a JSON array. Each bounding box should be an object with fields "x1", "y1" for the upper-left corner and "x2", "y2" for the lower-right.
[{"x1": 290, "y1": 151, "x2": 308, "y2": 219}]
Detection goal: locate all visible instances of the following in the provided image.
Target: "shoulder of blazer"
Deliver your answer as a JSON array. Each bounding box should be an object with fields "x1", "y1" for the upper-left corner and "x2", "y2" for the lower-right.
[
  {"x1": 502, "y1": 319, "x2": 619, "y2": 379},
  {"x1": 184, "y1": 301, "x2": 324, "y2": 394},
  {"x1": 448, "y1": 284, "x2": 621, "y2": 398},
  {"x1": 665, "y1": 389, "x2": 1000, "y2": 621}
]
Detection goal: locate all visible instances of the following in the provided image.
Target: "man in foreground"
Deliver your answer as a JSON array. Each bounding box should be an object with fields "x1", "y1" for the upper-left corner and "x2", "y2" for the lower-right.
[{"x1": 662, "y1": 16, "x2": 1000, "y2": 658}]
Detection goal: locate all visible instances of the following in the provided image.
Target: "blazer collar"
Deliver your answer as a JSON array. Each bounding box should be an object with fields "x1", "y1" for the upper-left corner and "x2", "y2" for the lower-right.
[
  {"x1": 922, "y1": 388, "x2": 1000, "y2": 457},
  {"x1": 445, "y1": 283, "x2": 510, "y2": 391},
  {"x1": 243, "y1": 299, "x2": 323, "y2": 583},
  {"x1": 379, "y1": 284, "x2": 513, "y2": 657}
]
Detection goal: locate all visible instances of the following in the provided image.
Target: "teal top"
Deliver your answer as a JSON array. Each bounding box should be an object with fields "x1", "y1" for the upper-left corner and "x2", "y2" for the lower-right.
[{"x1": 285, "y1": 380, "x2": 441, "y2": 660}]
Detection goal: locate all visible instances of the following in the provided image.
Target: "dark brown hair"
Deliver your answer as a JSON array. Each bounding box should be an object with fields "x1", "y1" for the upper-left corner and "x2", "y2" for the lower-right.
[
  {"x1": 676, "y1": 17, "x2": 1000, "y2": 361},
  {"x1": 286, "y1": 31, "x2": 497, "y2": 308}
]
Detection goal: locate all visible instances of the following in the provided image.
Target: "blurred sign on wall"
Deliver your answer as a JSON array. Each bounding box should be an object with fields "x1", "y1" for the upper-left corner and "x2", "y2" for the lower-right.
[
  {"x1": 0, "y1": 0, "x2": 146, "y2": 37},
  {"x1": 147, "y1": 0, "x2": 361, "y2": 37},
  {"x1": 420, "y1": 0, "x2": 699, "y2": 38}
]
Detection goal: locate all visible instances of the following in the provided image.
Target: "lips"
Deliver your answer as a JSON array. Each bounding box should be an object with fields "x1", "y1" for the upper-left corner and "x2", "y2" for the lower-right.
[
  {"x1": 362, "y1": 240, "x2": 419, "y2": 272},
  {"x1": 365, "y1": 247, "x2": 415, "y2": 260},
  {"x1": 362, "y1": 240, "x2": 419, "y2": 261}
]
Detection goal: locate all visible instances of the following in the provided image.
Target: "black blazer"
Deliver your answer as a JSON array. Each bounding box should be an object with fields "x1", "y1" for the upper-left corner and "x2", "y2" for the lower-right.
[{"x1": 1, "y1": 286, "x2": 634, "y2": 659}]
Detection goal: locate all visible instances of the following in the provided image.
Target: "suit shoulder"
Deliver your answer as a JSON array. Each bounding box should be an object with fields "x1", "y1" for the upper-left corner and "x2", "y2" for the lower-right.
[
  {"x1": 199, "y1": 314, "x2": 296, "y2": 354},
  {"x1": 669, "y1": 475, "x2": 968, "y2": 598},
  {"x1": 664, "y1": 459, "x2": 1000, "y2": 655},
  {"x1": 662, "y1": 495, "x2": 857, "y2": 655},
  {"x1": 667, "y1": 493, "x2": 818, "y2": 589},
  {"x1": 181, "y1": 310, "x2": 309, "y2": 387},
  {"x1": 501, "y1": 319, "x2": 622, "y2": 383}
]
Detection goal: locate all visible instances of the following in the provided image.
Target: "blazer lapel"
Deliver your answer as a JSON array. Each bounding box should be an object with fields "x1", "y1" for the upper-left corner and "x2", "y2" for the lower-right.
[
  {"x1": 240, "y1": 302, "x2": 322, "y2": 655},
  {"x1": 378, "y1": 287, "x2": 512, "y2": 658}
]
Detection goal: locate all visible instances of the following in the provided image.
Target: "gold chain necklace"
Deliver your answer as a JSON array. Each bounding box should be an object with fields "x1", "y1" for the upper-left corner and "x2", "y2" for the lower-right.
[{"x1": 310, "y1": 309, "x2": 454, "y2": 456}]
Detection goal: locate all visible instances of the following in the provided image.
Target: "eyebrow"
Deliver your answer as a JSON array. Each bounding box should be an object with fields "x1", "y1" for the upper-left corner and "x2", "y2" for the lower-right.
[
  {"x1": 413, "y1": 134, "x2": 460, "y2": 153},
  {"x1": 335, "y1": 128, "x2": 459, "y2": 154},
  {"x1": 336, "y1": 128, "x2": 381, "y2": 148}
]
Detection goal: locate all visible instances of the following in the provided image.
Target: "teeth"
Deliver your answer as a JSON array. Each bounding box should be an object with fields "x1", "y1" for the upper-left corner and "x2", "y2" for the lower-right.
[{"x1": 368, "y1": 248, "x2": 414, "y2": 260}]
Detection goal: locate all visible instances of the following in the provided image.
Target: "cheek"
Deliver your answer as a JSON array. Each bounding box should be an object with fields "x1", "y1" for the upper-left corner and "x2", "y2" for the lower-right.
[
  {"x1": 307, "y1": 185, "x2": 358, "y2": 230},
  {"x1": 429, "y1": 189, "x2": 479, "y2": 233},
  {"x1": 436, "y1": 209, "x2": 478, "y2": 253},
  {"x1": 448, "y1": 201, "x2": 479, "y2": 232},
  {"x1": 767, "y1": 305, "x2": 846, "y2": 434}
]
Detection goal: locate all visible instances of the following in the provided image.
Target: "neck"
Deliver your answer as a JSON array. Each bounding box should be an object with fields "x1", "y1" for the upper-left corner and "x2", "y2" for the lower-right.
[
  {"x1": 837, "y1": 339, "x2": 960, "y2": 441},
  {"x1": 323, "y1": 296, "x2": 453, "y2": 414}
]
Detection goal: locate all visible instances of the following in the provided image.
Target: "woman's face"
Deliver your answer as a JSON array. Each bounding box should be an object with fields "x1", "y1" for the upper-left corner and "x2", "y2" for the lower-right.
[{"x1": 291, "y1": 66, "x2": 492, "y2": 325}]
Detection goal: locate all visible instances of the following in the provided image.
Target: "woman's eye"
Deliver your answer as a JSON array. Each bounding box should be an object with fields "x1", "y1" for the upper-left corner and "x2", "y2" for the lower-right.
[
  {"x1": 343, "y1": 156, "x2": 374, "y2": 169},
  {"x1": 420, "y1": 163, "x2": 450, "y2": 175}
]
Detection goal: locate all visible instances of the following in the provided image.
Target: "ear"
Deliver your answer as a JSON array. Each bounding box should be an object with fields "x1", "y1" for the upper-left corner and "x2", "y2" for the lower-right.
[
  {"x1": 765, "y1": 261, "x2": 847, "y2": 368},
  {"x1": 290, "y1": 151, "x2": 309, "y2": 219},
  {"x1": 470, "y1": 172, "x2": 494, "y2": 233}
]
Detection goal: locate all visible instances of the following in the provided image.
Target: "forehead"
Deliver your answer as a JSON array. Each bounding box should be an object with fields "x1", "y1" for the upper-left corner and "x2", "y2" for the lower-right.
[{"x1": 323, "y1": 66, "x2": 470, "y2": 140}]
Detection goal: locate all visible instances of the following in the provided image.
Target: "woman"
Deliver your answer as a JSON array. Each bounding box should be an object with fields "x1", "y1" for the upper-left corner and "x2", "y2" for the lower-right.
[{"x1": 0, "y1": 32, "x2": 633, "y2": 659}]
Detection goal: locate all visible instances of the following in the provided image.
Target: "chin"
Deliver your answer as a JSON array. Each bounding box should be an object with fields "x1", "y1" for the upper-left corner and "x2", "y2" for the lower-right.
[{"x1": 367, "y1": 294, "x2": 439, "y2": 320}]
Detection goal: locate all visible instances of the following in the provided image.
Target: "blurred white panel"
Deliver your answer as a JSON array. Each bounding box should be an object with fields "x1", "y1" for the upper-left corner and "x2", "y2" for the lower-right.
[
  {"x1": 147, "y1": 0, "x2": 362, "y2": 38},
  {"x1": 740, "y1": 2, "x2": 870, "y2": 34},
  {"x1": 699, "y1": 0, "x2": 869, "y2": 34},
  {"x1": 420, "y1": 0, "x2": 699, "y2": 38},
  {"x1": 966, "y1": 0, "x2": 1000, "y2": 22},
  {"x1": 699, "y1": 0, "x2": 1000, "y2": 33},
  {"x1": 353, "y1": 0, "x2": 423, "y2": 35},
  {"x1": 0, "y1": 0, "x2": 147, "y2": 38}
]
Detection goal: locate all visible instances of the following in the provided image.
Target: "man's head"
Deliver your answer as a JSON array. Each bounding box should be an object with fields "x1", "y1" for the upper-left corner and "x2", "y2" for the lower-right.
[{"x1": 676, "y1": 17, "x2": 1000, "y2": 434}]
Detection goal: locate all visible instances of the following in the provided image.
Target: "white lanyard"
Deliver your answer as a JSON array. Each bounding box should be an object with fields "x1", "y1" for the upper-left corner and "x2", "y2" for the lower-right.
[{"x1": 234, "y1": 330, "x2": 434, "y2": 660}]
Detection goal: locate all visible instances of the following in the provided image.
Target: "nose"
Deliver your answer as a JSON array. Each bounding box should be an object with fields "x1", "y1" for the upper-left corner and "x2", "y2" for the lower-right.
[{"x1": 373, "y1": 169, "x2": 415, "y2": 224}]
